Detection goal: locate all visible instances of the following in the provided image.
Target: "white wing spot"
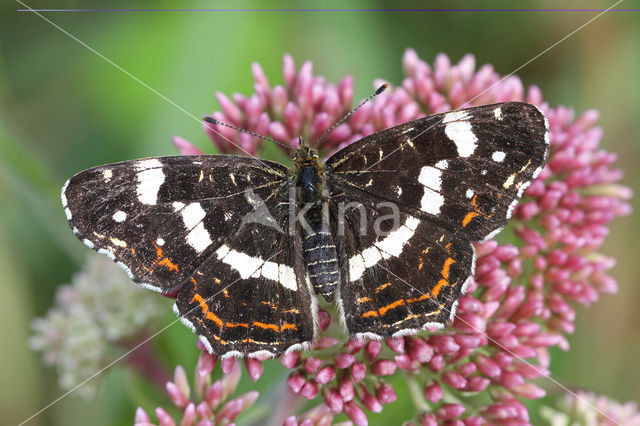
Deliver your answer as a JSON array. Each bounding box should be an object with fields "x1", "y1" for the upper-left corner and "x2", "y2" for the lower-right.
[
  {"x1": 136, "y1": 159, "x2": 162, "y2": 170},
  {"x1": 103, "y1": 169, "x2": 113, "y2": 182},
  {"x1": 156, "y1": 238, "x2": 165, "y2": 246},
  {"x1": 136, "y1": 160, "x2": 164, "y2": 205},
  {"x1": 112, "y1": 210, "x2": 127, "y2": 222},
  {"x1": 481, "y1": 170, "x2": 487, "y2": 175},
  {"x1": 420, "y1": 187, "x2": 444, "y2": 215},
  {"x1": 503, "y1": 173, "x2": 516, "y2": 189},
  {"x1": 435, "y1": 160, "x2": 448, "y2": 169},
  {"x1": 445, "y1": 121, "x2": 477, "y2": 157},
  {"x1": 503, "y1": 160, "x2": 531, "y2": 189},
  {"x1": 218, "y1": 246, "x2": 262, "y2": 279},
  {"x1": 230, "y1": 173, "x2": 237, "y2": 186},
  {"x1": 187, "y1": 223, "x2": 213, "y2": 253},
  {"x1": 181, "y1": 203, "x2": 212, "y2": 253},
  {"x1": 278, "y1": 264, "x2": 297, "y2": 291},
  {"x1": 261, "y1": 261, "x2": 278, "y2": 282},
  {"x1": 492, "y1": 151, "x2": 506, "y2": 162},
  {"x1": 109, "y1": 237, "x2": 127, "y2": 248},
  {"x1": 362, "y1": 246, "x2": 382, "y2": 268},
  {"x1": 348, "y1": 216, "x2": 419, "y2": 282},
  {"x1": 181, "y1": 202, "x2": 205, "y2": 229},
  {"x1": 442, "y1": 110, "x2": 470, "y2": 123},
  {"x1": 466, "y1": 189, "x2": 474, "y2": 199},
  {"x1": 348, "y1": 254, "x2": 366, "y2": 281},
  {"x1": 418, "y1": 166, "x2": 442, "y2": 191},
  {"x1": 215, "y1": 244, "x2": 297, "y2": 290},
  {"x1": 493, "y1": 107, "x2": 503, "y2": 120},
  {"x1": 418, "y1": 165, "x2": 444, "y2": 214}
]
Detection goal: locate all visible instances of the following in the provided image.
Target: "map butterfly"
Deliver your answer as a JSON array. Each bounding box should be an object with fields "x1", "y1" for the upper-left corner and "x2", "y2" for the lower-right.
[{"x1": 62, "y1": 98, "x2": 549, "y2": 358}]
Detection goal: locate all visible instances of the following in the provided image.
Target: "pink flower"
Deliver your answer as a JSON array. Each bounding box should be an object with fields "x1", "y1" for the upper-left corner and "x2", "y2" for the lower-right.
[
  {"x1": 166, "y1": 50, "x2": 632, "y2": 425},
  {"x1": 135, "y1": 355, "x2": 259, "y2": 425}
]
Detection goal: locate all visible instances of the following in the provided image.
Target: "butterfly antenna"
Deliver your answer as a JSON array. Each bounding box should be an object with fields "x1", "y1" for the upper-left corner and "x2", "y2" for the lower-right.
[
  {"x1": 311, "y1": 83, "x2": 389, "y2": 148},
  {"x1": 202, "y1": 116, "x2": 293, "y2": 151}
]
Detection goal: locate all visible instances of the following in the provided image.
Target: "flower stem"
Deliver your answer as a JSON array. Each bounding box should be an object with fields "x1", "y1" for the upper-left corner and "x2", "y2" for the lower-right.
[{"x1": 406, "y1": 374, "x2": 431, "y2": 413}]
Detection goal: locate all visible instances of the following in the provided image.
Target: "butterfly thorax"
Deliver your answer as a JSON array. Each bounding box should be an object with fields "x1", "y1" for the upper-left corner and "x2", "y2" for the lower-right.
[{"x1": 292, "y1": 145, "x2": 339, "y2": 302}]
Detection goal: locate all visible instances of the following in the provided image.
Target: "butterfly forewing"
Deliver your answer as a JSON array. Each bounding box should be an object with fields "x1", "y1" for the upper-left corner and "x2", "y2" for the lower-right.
[
  {"x1": 327, "y1": 102, "x2": 549, "y2": 241},
  {"x1": 63, "y1": 155, "x2": 287, "y2": 293}
]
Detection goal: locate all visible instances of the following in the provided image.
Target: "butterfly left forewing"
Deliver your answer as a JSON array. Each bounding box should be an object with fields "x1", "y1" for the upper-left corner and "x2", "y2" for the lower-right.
[{"x1": 63, "y1": 155, "x2": 288, "y2": 294}]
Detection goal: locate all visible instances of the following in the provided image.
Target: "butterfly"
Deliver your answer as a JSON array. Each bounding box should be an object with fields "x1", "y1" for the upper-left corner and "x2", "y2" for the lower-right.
[{"x1": 62, "y1": 100, "x2": 548, "y2": 358}]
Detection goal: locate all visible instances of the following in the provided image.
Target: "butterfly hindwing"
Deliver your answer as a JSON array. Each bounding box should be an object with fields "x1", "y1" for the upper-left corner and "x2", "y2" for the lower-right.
[
  {"x1": 330, "y1": 192, "x2": 475, "y2": 338},
  {"x1": 327, "y1": 102, "x2": 549, "y2": 241},
  {"x1": 174, "y1": 214, "x2": 318, "y2": 357}
]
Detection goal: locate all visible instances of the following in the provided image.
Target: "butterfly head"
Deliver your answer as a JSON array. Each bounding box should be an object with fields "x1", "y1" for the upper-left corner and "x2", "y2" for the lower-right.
[{"x1": 292, "y1": 144, "x2": 320, "y2": 166}]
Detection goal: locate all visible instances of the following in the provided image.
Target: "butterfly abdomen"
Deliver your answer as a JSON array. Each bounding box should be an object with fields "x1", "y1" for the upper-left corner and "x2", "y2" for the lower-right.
[{"x1": 303, "y1": 227, "x2": 339, "y2": 302}]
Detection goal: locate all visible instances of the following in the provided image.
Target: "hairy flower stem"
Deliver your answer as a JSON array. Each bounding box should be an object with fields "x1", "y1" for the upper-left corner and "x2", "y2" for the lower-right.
[
  {"x1": 441, "y1": 387, "x2": 465, "y2": 405},
  {"x1": 406, "y1": 374, "x2": 431, "y2": 413}
]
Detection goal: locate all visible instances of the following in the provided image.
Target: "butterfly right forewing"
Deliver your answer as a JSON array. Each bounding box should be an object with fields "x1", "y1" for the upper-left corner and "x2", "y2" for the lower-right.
[{"x1": 327, "y1": 102, "x2": 549, "y2": 242}]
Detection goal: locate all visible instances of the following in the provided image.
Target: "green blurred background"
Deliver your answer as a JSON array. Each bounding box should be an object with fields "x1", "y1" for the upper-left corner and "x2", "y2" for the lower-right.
[{"x1": 1, "y1": 1, "x2": 639, "y2": 425}]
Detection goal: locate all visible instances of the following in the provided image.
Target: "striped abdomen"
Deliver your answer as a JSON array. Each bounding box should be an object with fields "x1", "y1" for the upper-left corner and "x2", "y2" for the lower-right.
[{"x1": 303, "y1": 228, "x2": 339, "y2": 302}]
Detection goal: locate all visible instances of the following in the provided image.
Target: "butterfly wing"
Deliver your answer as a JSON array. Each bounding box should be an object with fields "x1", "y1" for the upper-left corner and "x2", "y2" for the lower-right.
[
  {"x1": 327, "y1": 102, "x2": 549, "y2": 241},
  {"x1": 63, "y1": 155, "x2": 317, "y2": 356},
  {"x1": 329, "y1": 191, "x2": 475, "y2": 338},
  {"x1": 174, "y1": 209, "x2": 318, "y2": 357},
  {"x1": 327, "y1": 102, "x2": 548, "y2": 337}
]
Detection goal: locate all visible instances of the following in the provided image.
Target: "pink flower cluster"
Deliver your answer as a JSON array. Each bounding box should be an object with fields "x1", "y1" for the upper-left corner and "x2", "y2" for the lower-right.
[
  {"x1": 135, "y1": 359, "x2": 258, "y2": 426},
  {"x1": 163, "y1": 50, "x2": 632, "y2": 425}
]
